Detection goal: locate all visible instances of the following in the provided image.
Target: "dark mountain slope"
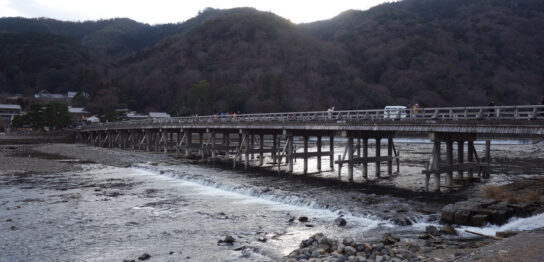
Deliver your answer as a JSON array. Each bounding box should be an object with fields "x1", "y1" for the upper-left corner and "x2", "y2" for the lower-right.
[
  {"x1": 0, "y1": 32, "x2": 98, "y2": 94},
  {"x1": 115, "y1": 8, "x2": 371, "y2": 114},
  {"x1": 301, "y1": 0, "x2": 544, "y2": 106}
]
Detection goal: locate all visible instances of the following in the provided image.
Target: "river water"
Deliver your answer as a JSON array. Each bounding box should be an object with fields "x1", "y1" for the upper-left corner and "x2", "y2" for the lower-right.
[{"x1": 0, "y1": 140, "x2": 543, "y2": 261}]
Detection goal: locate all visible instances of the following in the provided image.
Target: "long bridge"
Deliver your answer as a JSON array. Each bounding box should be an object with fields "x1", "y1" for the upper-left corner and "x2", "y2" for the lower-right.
[{"x1": 79, "y1": 105, "x2": 544, "y2": 192}]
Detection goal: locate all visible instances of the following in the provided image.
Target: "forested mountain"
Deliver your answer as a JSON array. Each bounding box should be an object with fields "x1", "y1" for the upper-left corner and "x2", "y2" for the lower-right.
[
  {"x1": 0, "y1": 32, "x2": 96, "y2": 95},
  {"x1": 1, "y1": 0, "x2": 543, "y2": 116},
  {"x1": 302, "y1": 0, "x2": 544, "y2": 106}
]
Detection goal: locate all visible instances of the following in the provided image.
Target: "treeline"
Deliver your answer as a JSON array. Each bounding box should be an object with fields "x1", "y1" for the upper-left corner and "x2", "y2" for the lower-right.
[{"x1": 1, "y1": 0, "x2": 543, "y2": 116}]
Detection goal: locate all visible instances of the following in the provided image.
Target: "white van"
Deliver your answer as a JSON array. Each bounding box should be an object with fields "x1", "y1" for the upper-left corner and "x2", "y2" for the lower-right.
[{"x1": 384, "y1": 106, "x2": 407, "y2": 119}]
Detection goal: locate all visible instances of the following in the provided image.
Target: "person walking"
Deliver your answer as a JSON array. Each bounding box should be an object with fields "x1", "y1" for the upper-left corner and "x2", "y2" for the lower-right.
[
  {"x1": 412, "y1": 103, "x2": 419, "y2": 118},
  {"x1": 488, "y1": 100, "x2": 495, "y2": 118}
]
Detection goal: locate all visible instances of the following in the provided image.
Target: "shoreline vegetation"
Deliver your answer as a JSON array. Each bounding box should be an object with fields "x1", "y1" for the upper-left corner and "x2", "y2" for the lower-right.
[{"x1": 0, "y1": 134, "x2": 543, "y2": 261}]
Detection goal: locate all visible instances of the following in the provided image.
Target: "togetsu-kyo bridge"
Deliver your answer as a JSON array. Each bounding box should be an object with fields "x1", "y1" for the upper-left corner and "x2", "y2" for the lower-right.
[{"x1": 79, "y1": 105, "x2": 544, "y2": 192}]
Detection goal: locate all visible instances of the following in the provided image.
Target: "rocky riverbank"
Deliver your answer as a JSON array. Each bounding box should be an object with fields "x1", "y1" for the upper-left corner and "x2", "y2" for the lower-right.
[{"x1": 283, "y1": 225, "x2": 540, "y2": 262}]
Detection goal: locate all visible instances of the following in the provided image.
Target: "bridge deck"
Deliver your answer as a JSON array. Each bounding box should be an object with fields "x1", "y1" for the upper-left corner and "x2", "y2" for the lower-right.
[{"x1": 81, "y1": 105, "x2": 544, "y2": 137}]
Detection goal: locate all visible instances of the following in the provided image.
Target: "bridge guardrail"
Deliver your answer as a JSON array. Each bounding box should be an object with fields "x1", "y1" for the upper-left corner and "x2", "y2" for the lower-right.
[{"x1": 81, "y1": 105, "x2": 544, "y2": 131}]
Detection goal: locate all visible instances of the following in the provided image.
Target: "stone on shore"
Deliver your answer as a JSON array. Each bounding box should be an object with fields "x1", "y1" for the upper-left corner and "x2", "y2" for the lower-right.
[{"x1": 382, "y1": 233, "x2": 400, "y2": 245}]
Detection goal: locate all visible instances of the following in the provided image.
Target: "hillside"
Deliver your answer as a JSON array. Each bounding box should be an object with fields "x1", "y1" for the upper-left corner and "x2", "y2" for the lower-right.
[
  {"x1": 115, "y1": 8, "x2": 364, "y2": 114},
  {"x1": 1, "y1": 0, "x2": 544, "y2": 115},
  {"x1": 0, "y1": 32, "x2": 96, "y2": 95},
  {"x1": 301, "y1": 0, "x2": 544, "y2": 106}
]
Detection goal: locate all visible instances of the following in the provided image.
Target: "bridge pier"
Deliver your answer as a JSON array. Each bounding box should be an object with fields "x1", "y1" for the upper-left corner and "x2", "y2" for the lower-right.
[
  {"x1": 335, "y1": 131, "x2": 397, "y2": 182},
  {"x1": 424, "y1": 133, "x2": 491, "y2": 192},
  {"x1": 457, "y1": 140, "x2": 464, "y2": 179},
  {"x1": 287, "y1": 134, "x2": 294, "y2": 173},
  {"x1": 363, "y1": 138, "x2": 368, "y2": 179},
  {"x1": 317, "y1": 136, "x2": 322, "y2": 171},
  {"x1": 303, "y1": 135, "x2": 309, "y2": 174},
  {"x1": 259, "y1": 134, "x2": 264, "y2": 166},
  {"x1": 329, "y1": 135, "x2": 334, "y2": 170}
]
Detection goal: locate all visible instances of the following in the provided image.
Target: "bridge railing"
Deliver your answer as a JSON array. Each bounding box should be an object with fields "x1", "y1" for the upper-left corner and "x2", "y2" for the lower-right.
[{"x1": 81, "y1": 105, "x2": 544, "y2": 130}]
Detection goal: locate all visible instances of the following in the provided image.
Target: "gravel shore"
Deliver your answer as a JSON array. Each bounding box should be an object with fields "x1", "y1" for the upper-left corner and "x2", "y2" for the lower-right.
[{"x1": 0, "y1": 143, "x2": 175, "y2": 176}]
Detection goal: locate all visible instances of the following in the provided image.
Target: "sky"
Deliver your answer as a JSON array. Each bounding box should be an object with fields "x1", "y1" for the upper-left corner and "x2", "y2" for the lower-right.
[{"x1": 0, "y1": 0, "x2": 394, "y2": 24}]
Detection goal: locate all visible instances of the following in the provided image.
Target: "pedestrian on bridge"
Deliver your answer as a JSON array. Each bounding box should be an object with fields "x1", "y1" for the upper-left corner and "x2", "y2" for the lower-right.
[
  {"x1": 412, "y1": 104, "x2": 419, "y2": 118},
  {"x1": 488, "y1": 100, "x2": 496, "y2": 118}
]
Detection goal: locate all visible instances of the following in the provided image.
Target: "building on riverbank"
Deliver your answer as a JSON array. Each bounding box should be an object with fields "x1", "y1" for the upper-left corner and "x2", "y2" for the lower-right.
[
  {"x1": 68, "y1": 107, "x2": 90, "y2": 126},
  {"x1": 0, "y1": 104, "x2": 22, "y2": 132}
]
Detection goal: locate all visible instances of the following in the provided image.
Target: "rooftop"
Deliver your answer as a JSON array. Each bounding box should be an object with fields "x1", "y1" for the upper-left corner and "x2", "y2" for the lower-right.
[
  {"x1": 0, "y1": 104, "x2": 22, "y2": 110},
  {"x1": 149, "y1": 112, "x2": 171, "y2": 118},
  {"x1": 68, "y1": 107, "x2": 89, "y2": 114}
]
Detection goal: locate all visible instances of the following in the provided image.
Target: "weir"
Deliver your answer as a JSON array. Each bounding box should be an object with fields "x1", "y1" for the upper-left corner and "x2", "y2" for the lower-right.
[{"x1": 79, "y1": 105, "x2": 544, "y2": 192}]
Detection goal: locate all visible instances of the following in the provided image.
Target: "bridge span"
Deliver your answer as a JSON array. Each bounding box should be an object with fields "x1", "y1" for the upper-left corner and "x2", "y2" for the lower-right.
[{"x1": 79, "y1": 105, "x2": 544, "y2": 192}]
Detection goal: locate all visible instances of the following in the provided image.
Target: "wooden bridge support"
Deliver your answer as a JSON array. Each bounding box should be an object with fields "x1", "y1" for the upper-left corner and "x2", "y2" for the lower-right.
[
  {"x1": 423, "y1": 133, "x2": 491, "y2": 192},
  {"x1": 335, "y1": 131, "x2": 398, "y2": 182}
]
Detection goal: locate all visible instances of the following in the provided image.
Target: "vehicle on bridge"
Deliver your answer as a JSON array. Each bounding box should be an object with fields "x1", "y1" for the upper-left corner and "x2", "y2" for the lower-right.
[{"x1": 384, "y1": 106, "x2": 407, "y2": 120}]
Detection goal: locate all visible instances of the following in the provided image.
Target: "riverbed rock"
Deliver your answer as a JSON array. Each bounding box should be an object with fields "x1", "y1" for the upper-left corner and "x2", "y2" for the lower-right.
[
  {"x1": 440, "y1": 198, "x2": 538, "y2": 227},
  {"x1": 335, "y1": 216, "x2": 347, "y2": 227},
  {"x1": 344, "y1": 246, "x2": 357, "y2": 256},
  {"x1": 218, "y1": 235, "x2": 236, "y2": 245},
  {"x1": 137, "y1": 253, "x2": 150, "y2": 260},
  {"x1": 439, "y1": 224, "x2": 457, "y2": 235},
  {"x1": 382, "y1": 233, "x2": 400, "y2": 245},
  {"x1": 470, "y1": 214, "x2": 489, "y2": 227},
  {"x1": 441, "y1": 204, "x2": 457, "y2": 223},
  {"x1": 454, "y1": 209, "x2": 471, "y2": 225},
  {"x1": 488, "y1": 209, "x2": 509, "y2": 225},
  {"x1": 298, "y1": 216, "x2": 309, "y2": 222},
  {"x1": 343, "y1": 237, "x2": 355, "y2": 246},
  {"x1": 425, "y1": 226, "x2": 440, "y2": 236}
]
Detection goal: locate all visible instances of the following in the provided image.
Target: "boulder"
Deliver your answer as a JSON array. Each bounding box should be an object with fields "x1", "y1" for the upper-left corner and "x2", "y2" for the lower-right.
[
  {"x1": 470, "y1": 214, "x2": 489, "y2": 227},
  {"x1": 488, "y1": 209, "x2": 509, "y2": 225},
  {"x1": 454, "y1": 209, "x2": 471, "y2": 225},
  {"x1": 425, "y1": 226, "x2": 440, "y2": 236},
  {"x1": 218, "y1": 235, "x2": 236, "y2": 245},
  {"x1": 137, "y1": 253, "x2": 151, "y2": 261},
  {"x1": 439, "y1": 224, "x2": 458, "y2": 235},
  {"x1": 335, "y1": 216, "x2": 347, "y2": 227},
  {"x1": 298, "y1": 216, "x2": 309, "y2": 222},
  {"x1": 441, "y1": 204, "x2": 457, "y2": 223}
]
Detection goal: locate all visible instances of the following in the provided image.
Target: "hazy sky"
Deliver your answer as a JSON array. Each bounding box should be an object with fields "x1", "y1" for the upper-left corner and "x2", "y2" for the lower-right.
[{"x1": 0, "y1": 0, "x2": 394, "y2": 24}]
